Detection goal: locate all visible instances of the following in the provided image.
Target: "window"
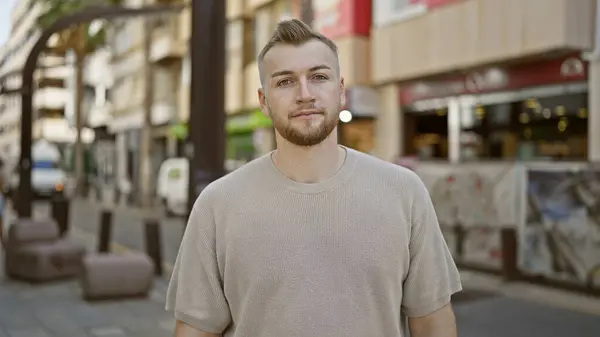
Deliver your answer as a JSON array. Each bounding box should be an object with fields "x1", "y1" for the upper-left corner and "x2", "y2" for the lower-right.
[
  {"x1": 253, "y1": 9, "x2": 272, "y2": 59},
  {"x1": 459, "y1": 93, "x2": 588, "y2": 161},
  {"x1": 242, "y1": 18, "x2": 255, "y2": 67}
]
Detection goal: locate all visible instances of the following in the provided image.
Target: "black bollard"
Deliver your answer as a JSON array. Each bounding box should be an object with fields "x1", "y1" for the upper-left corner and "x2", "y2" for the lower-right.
[
  {"x1": 144, "y1": 218, "x2": 163, "y2": 276},
  {"x1": 51, "y1": 193, "x2": 70, "y2": 236},
  {"x1": 501, "y1": 227, "x2": 519, "y2": 281},
  {"x1": 98, "y1": 209, "x2": 113, "y2": 253}
]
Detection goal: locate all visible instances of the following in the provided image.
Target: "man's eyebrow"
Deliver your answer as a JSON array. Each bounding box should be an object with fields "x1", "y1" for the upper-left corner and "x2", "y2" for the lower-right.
[
  {"x1": 270, "y1": 65, "x2": 333, "y2": 78},
  {"x1": 271, "y1": 70, "x2": 294, "y2": 78}
]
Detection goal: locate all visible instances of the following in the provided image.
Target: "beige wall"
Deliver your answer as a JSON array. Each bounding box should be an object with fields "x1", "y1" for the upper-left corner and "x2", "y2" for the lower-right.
[
  {"x1": 371, "y1": 0, "x2": 595, "y2": 84},
  {"x1": 244, "y1": 61, "x2": 261, "y2": 110},
  {"x1": 228, "y1": 0, "x2": 246, "y2": 20},
  {"x1": 246, "y1": 0, "x2": 277, "y2": 13},
  {"x1": 336, "y1": 36, "x2": 371, "y2": 87},
  {"x1": 374, "y1": 84, "x2": 401, "y2": 161}
]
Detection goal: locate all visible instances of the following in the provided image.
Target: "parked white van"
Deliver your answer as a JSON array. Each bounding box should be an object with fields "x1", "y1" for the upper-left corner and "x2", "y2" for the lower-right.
[{"x1": 156, "y1": 158, "x2": 188, "y2": 216}]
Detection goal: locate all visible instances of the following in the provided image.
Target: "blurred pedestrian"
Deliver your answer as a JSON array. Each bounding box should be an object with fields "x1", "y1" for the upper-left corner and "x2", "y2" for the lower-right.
[{"x1": 167, "y1": 19, "x2": 461, "y2": 337}]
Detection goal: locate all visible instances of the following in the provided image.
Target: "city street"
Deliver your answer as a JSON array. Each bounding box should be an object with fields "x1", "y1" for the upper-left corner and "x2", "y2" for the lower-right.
[{"x1": 2, "y1": 199, "x2": 600, "y2": 336}]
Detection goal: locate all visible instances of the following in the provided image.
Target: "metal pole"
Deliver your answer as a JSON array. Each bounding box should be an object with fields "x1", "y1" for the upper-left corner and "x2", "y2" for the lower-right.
[
  {"x1": 51, "y1": 192, "x2": 70, "y2": 236},
  {"x1": 139, "y1": 2, "x2": 155, "y2": 208},
  {"x1": 186, "y1": 0, "x2": 227, "y2": 216},
  {"x1": 98, "y1": 209, "x2": 113, "y2": 253},
  {"x1": 144, "y1": 218, "x2": 163, "y2": 276}
]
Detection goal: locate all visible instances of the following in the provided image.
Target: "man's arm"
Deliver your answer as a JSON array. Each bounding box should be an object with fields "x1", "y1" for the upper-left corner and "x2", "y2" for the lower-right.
[
  {"x1": 408, "y1": 304, "x2": 457, "y2": 337},
  {"x1": 175, "y1": 320, "x2": 221, "y2": 337}
]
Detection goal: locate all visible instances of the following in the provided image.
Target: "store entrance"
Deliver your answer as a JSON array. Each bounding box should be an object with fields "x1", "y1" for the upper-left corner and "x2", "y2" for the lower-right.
[{"x1": 404, "y1": 108, "x2": 449, "y2": 159}]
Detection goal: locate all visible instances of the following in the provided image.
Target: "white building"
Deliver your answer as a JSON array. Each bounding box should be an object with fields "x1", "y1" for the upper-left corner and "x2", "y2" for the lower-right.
[{"x1": 0, "y1": 0, "x2": 91, "y2": 162}]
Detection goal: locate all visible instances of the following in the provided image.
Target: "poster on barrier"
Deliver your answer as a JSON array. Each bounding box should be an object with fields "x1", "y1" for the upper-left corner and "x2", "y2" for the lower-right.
[
  {"x1": 519, "y1": 168, "x2": 600, "y2": 288},
  {"x1": 414, "y1": 163, "x2": 518, "y2": 269},
  {"x1": 415, "y1": 163, "x2": 519, "y2": 227}
]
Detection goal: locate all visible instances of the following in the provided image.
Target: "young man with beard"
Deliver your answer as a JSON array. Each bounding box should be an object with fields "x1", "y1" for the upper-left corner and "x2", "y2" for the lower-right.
[{"x1": 167, "y1": 19, "x2": 462, "y2": 337}]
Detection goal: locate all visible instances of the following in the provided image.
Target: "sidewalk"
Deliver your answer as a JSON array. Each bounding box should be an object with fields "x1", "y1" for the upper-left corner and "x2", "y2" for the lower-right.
[
  {"x1": 0, "y1": 203, "x2": 176, "y2": 337},
  {"x1": 4, "y1": 199, "x2": 600, "y2": 336}
]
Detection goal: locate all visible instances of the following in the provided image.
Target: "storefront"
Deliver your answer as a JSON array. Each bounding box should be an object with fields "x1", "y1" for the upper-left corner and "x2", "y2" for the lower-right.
[
  {"x1": 399, "y1": 54, "x2": 589, "y2": 162},
  {"x1": 226, "y1": 110, "x2": 274, "y2": 169},
  {"x1": 338, "y1": 86, "x2": 378, "y2": 154}
]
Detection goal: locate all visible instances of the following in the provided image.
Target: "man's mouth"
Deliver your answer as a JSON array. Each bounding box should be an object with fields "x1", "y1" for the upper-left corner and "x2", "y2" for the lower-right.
[{"x1": 292, "y1": 109, "x2": 323, "y2": 118}]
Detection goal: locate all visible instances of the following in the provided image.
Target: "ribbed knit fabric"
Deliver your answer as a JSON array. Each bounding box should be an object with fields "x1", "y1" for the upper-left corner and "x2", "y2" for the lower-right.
[{"x1": 166, "y1": 147, "x2": 462, "y2": 337}]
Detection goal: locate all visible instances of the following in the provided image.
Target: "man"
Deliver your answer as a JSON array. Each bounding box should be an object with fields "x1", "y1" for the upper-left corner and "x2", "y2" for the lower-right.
[{"x1": 167, "y1": 19, "x2": 462, "y2": 337}]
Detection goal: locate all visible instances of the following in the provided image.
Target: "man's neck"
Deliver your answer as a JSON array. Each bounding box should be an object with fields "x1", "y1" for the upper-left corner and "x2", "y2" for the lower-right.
[{"x1": 272, "y1": 133, "x2": 346, "y2": 184}]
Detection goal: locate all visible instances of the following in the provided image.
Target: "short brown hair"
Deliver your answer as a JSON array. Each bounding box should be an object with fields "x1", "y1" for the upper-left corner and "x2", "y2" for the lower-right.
[
  {"x1": 258, "y1": 19, "x2": 339, "y2": 85},
  {"x1": 259, "y1": 19, "x2": 338, "y2": 61}
]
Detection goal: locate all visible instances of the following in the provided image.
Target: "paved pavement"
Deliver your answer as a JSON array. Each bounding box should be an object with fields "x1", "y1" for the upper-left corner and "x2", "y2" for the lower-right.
[
  {"x1": 2, "y1": 199, "x2": 600, "y2": 336},
  {"x1": 0, "y1": 200, "x2": 176, "y2": 337}
]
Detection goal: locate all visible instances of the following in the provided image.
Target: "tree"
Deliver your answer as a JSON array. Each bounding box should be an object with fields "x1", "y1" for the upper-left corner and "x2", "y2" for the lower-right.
[{"x1": 36, "y1": 0, "x2": 122, "y2": 196}]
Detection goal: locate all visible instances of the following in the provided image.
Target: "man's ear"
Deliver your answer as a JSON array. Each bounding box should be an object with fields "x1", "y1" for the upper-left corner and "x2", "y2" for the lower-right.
[{"x1": 258, "y1": 88, "x2": 269, "y2": 117}]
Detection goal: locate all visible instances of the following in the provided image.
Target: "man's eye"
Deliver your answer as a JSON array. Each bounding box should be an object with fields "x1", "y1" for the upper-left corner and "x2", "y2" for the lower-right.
[
  {"x1": 277, "y1": 79, "x2": 292, "y2": 86},
  {"x1": 312, "y1": 74, "x2": 329, "y2": 80}
]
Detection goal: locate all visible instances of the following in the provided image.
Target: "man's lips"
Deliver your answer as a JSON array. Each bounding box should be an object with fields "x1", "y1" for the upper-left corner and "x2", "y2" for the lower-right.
[{"x1": 291, "y1": 109, "x2": 323, "y2": 118}]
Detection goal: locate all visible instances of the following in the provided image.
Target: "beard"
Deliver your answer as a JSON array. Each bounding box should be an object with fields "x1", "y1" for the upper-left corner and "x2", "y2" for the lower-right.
[{"x1": 270, "y1": 107, "x2": 339, "y2": 147}]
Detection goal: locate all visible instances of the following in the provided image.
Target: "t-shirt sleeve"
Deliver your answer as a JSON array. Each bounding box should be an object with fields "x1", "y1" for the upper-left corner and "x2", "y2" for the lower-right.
[
  {"x1": 401, "y1": 173, "x2": 462, "y2": 317},
  {"x1": 165, "y1": 189, "x2": 232, "y2": 333}
]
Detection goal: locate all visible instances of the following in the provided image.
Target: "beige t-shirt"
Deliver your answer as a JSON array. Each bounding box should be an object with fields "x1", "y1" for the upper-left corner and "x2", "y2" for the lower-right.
[{"x1": 166, "y1": 148, "x2": 462, "y2": 337}]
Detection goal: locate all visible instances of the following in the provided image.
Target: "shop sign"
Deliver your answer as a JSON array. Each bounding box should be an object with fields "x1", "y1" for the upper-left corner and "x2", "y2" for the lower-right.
[
  {"x1": 314, "y1": 0, "x2": 372, "y2": 39},
  {"x1": 227, "y1": 109, "x2": 273, "y2": 134},
  {"x1": 373, "y1": 0, "x2": 461, "y2": 28},
  {"x1": 399, "y1": 55, "x2": 587, "y2": 105}
]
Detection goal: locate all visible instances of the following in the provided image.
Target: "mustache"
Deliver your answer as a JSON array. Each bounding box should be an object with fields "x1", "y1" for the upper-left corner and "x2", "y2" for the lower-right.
[{"x1": 289, "y1": 105, "x2": 325, "y2": 118}]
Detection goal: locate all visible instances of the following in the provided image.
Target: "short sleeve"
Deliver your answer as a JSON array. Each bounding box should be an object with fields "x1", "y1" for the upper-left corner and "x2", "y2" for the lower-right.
[
  {"x1": 401, "y1": 173, "x2": 462, "y2": 317},
  {"x1": 165, "y1": 189, "x2": 232, "y2": 333}
]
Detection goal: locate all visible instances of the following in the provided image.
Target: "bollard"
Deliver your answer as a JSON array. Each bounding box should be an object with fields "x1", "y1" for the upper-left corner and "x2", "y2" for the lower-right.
[
  {"x1": 98, "y1": 209, "x2": 113, "y2": 253},
  {"x1": 144, "y1": 218, "x2": 163, "y2": 276},
  {"x1": 51, "y1": 193, "x2": 70, "y2": 236},
  {"x1": 501, "y1": 227, "x2": 519, "y2": 281}
]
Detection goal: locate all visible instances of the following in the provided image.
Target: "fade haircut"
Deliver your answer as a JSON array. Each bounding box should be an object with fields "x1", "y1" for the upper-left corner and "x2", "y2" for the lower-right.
[{"x1": 258, "y1": 19, "x2": 339, "y2": 87}]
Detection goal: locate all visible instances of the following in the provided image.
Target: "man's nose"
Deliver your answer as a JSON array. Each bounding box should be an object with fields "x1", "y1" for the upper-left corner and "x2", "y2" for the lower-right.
[{"x1": 296, "y1": 78, "x2": 315, "y2": 104}]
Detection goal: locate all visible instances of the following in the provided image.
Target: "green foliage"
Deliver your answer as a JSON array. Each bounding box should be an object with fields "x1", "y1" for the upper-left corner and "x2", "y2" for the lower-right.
[{"x1": 36, "y1": 0, "x2": 123, "y2": 53}]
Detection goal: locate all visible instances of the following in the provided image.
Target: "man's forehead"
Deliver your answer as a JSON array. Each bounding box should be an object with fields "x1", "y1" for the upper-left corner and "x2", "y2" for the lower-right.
[{"x1": 262, "y1": 40, "x2": 337, "y2": 74}]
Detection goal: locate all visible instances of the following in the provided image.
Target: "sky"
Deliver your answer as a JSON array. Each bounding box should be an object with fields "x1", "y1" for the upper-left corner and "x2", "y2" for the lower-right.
[{"x1": 0, "y1": 0, "x2": 18, "y2": 47}]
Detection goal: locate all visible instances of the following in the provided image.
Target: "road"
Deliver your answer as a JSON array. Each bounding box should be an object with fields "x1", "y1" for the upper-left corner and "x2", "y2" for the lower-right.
[{"x1": 4, "y1": 199, "x2": 600, "y2": 337}]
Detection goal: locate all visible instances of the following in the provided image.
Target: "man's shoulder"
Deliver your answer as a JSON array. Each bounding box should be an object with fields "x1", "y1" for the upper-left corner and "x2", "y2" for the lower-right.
[
  {"x1": 194, "y1": 153, "x2": 272, "y2": 204},
  {"x1": 352, "y1": 149, "x2": 422, "y2": 186}
]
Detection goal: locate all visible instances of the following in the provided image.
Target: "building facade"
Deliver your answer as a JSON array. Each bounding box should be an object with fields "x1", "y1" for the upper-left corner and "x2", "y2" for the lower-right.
[
  {"x1": 222, "y1": 0, "x2": 379, "y2": 165},
  {"x1": 370, "y1": 0, "x2": 597, "y2": 163},
  {"x1": 0, "y1": 0, "x2": 78, "y2": 162},
  {"x1": 108, "y1": 0, "x2": 186, "y2": 200}
]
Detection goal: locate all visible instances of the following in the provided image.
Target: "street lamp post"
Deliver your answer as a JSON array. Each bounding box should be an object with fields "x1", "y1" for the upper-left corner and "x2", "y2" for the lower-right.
[
  {"x1": 15, "y1": 4, "x2": 184, "y2": 218},
  {"x1": 186, "y1": 0, "x2": 227, "y2": 216}
]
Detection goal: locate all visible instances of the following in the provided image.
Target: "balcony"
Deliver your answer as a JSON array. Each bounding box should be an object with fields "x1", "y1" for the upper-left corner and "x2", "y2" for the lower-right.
[
  {"x1": 108, "y1": 101, "x2": 176, "y2": 133},
  {"x1": 150, "y1": 17, "x2": 186, "y2": 65},
  {"x1": 87, "y1": 102, "x2": 113, "y2": 128},
  {"x1": 34, "y1": 88, "x2": 67, "y2": 111},
  {"x1": 33, "y1": 118, "x2": 95, "y2": 144}
]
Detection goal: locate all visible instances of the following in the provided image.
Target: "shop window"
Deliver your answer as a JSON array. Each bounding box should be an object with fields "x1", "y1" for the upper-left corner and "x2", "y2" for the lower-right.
[
  {"x1": 404, "y1": 108, "x2": 449, "y2": 160},
  {"x1": 459, "y1": 93, "x2": 588, "y2": 161}
]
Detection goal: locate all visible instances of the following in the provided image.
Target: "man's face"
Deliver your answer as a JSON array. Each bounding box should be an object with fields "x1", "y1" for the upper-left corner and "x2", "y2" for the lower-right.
[{"x1": 258, "y1": 40, "x2": 345, "y2": 147}]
